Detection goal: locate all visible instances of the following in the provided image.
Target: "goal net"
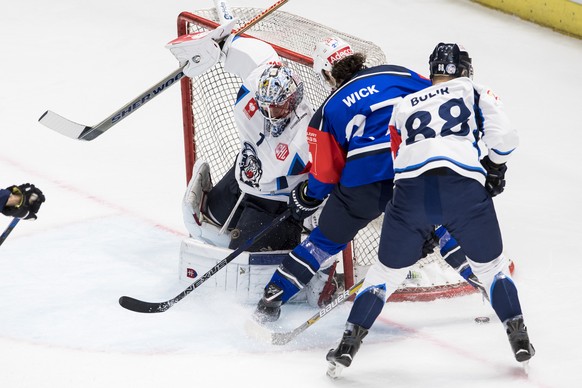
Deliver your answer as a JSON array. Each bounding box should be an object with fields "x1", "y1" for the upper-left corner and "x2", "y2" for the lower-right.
[{"x1": 177, "y1": 7, "x2": 476, "y2": 302}]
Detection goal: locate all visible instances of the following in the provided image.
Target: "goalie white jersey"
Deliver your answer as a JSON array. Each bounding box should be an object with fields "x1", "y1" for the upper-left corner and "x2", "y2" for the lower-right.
[
  {"x1": 223, "y1": 37, "x2": 313, "y2": 202},
  {"x1": 389, "y1": 77, "x2": 518, "y2": 185}
]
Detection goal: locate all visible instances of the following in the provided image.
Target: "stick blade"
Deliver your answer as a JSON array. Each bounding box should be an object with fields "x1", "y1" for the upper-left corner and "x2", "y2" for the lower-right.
[
  {"x1": 38, "y1": 110, "x2": 94, "y2": 140},
  {"x1": 271, "y1": 331, "x2": 297, "y2": 345},
  {"x1": 244, "y1": 318, "x2": 277, "y2": 343},
  {"x1": 243, "y1": 317, "x2": 299, "y2": 345},
  {"x1": 118, "y1": 296, "x2": 169, "y2": 313}
]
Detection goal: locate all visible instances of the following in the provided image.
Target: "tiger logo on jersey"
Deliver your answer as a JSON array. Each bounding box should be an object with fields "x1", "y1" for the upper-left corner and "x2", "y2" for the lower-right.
[{"x1": 239, "y1": 142, "x2": 263, "y2": 188}]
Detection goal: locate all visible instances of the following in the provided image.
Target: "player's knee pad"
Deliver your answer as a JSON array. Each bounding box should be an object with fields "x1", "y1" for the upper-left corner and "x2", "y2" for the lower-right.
[
  {"x1": 307, "y1": 227, "x2": 348, "y2": 256},
  {"x1": 467, "y1": 254, "x2": 511, "y2": 297},
  {"x1": 282, "y1": 237, "x2": 332, "y2": 280},
  {"x1": 361, "y1": 261, "x2": 413, "y2": 301}
]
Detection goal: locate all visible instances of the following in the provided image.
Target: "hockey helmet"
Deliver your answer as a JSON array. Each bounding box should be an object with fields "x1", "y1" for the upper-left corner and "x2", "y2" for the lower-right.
[
  {"x1": 255, "y1": 63, "x2": 304, "y2": 137},
  {"x1": 429, "y1": 43, "x2": 473, "y2": 79},
  {"x1": 312, "y1": 36, "x2": 353, "y2": 92}
]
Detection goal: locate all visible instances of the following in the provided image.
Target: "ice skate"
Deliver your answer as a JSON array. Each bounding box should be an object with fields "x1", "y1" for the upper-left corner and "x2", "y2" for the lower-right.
[
  {"x1": 326, "y1": 323, "x2": 368, "y2": 378},
  {"x1": 253, "y1": 283, "x2": 283, "y2": 323},
  {"x1": 505, "y1": 315, "x2": 535, "y2": 365}
]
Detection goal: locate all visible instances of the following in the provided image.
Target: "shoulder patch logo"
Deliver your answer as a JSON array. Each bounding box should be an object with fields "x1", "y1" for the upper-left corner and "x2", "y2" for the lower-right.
[{"x1": 244, "y1": 98, "x2": 258, "y2": 119}]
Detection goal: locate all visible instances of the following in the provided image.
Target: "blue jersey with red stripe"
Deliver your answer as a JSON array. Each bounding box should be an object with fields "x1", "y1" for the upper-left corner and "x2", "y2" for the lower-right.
[{"x1": 306, "y1": 65, "x2": 431, "y2": 199}]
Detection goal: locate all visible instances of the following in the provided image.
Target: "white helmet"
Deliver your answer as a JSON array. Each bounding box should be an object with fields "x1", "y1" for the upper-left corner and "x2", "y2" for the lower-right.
[{"x1": 312, "y1": 36, "x2": 353, "y2": 92}]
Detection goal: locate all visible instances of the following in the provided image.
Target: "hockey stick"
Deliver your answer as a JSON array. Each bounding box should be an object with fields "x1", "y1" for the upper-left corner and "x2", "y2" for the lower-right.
[
  {"x1": 38, "y1": 0, "x2": 289, "y2": 141},
  {"x1": 119, "y1": 209, "x2": 292, "y2": 313},
  {"x1": 0, "y1": 218, "x2": 20, "y2": 246},
  {"x1": 247, "y1": 279, "x2": 364, "y2": 345}
]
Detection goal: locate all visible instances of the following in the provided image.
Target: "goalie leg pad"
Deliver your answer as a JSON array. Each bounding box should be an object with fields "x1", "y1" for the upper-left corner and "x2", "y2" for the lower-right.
[
  {"x1": 185, "y1": 220, "x2": 231, "y2": 248},
  {"x1": 182, "y1": 159, "x2": 212, "y2": 226},
  {"x1": 182, "y1": 160, "x2": 230, "y2": 246}
]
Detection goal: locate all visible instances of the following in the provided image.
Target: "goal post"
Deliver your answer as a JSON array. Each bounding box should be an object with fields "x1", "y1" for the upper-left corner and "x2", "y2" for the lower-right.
[{"x1": 176, "y1": 7, "x2": 478, "y2": 302}]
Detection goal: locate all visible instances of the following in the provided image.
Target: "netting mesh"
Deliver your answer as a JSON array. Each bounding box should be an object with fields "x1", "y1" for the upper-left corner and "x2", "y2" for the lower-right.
[{"x1": 180, "y1": 8, "x2": 473, "y2": 299}]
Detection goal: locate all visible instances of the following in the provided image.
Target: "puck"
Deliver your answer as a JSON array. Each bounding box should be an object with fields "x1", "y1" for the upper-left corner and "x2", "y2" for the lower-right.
[{"x1": 474, "y1": 316, "x2": 490, "y2": 324}]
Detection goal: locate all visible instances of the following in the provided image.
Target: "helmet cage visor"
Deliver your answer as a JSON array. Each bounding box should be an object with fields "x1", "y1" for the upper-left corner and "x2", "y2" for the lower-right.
[{"x1": 257, "y1": 98, "x2": 293, "y2": 121}]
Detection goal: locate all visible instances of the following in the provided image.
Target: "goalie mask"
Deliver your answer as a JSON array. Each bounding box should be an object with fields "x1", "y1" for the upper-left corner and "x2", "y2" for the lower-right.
[
  {"x1": 312, "y1": 36, "x2": 353, "y2": 92},
  {"x1": 255, "y1": 63, "x2": 304, "y2": 137},
  {"x1": 429, "y1": 43, "x2": 473, "y2": 79}
]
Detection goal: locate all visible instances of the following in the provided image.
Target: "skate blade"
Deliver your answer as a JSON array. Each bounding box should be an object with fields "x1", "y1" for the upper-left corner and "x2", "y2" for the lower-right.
[
  {"x1": 521, "y1": 360, "x2": 531, "y2": 375},
  {"x1": 326, "y1": 362, "x2": 344, "y2": 379}
]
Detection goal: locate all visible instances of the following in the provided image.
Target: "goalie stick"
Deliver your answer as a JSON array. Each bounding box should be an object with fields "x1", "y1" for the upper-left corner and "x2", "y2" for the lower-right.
[
  {"x1": 0, "y1": 218, "x2": 20, "y2": 247},
  {"x1": 119, "y1": 210, "x2": 292, "y2": 313},
  {"x1": 38, "y1": 0, "x2": 289, "y2": 141},
  {"x1": 246, "y1": 279, "x2": 364, "y2": 345}
]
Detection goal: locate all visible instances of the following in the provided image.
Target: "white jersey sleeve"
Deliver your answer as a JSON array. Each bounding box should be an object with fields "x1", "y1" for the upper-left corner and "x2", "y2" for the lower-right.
[
  {"x1": 389, "y1": 77, "x2": 518, "y2": 185},
  {"x1": 222, "y1": 36, "x2": 280, "y2": 80},
  {"x1": 473, "y1": 83, "x2": 519, "y2": 165}
]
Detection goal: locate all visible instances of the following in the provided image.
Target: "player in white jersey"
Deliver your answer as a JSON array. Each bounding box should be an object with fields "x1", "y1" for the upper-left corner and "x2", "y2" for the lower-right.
[
  {"x1": 326, "y1": 43, "x2": 534, "y2": 378},
  {"x1": 181, "y1": 35, "x2": 312, "y2": 251}
]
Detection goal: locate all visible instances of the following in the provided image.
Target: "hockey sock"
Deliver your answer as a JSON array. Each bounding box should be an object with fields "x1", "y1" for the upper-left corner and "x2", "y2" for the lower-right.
[
  {"x1": 489, "y1": 272, "x2": 522, "y2": 322},
  {"x1": 347, "y1": 285, "x2": 386, "y2": 329}
]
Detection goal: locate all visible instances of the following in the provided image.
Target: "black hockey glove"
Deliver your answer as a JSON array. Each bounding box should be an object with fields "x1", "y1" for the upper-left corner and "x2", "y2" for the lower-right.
[
  {"x1": 289, "y1": 181, "x2": 323, "y2": 221},
  {"x1": 421, "y1": 230, "x2": 439, "y2": 259},
  {"x1": 2, "y1": 183, "x2": 46, "y2": 220},
  {"x1": 481, "y1": 156, "x2": 507, "y2": 197}
]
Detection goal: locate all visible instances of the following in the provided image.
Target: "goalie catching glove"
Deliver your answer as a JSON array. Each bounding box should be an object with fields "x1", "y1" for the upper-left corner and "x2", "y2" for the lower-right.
[
  {"x1": 2, "y1": 183, "x2": 46, "y2": 220},
  {"x1": 481, "y1": 156, "x2": 507, "y2": 197},
  {"x1": 166, "y1": 18, "x2": 238, "y2": 78},
  {"x1": 289, "y1": 181, "x2": 323, "y2": 221}
]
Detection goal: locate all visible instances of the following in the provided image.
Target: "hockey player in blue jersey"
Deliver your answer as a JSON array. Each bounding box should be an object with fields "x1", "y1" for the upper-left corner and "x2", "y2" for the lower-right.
[
  {"x1": 254, "y1": 37, "x2": 435, "y2": 322},
  {"x1": 1, "y1": 183, "x2": 45, "y2": 220},
  {"x1": 326, "y1": 43, "x2": 534, "y2": 378}
]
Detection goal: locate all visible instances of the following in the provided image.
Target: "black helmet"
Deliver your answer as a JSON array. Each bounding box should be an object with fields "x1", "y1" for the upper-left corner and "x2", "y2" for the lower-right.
[{"x1": 429, "y1": 43, "x2": 473, "y2": 79}]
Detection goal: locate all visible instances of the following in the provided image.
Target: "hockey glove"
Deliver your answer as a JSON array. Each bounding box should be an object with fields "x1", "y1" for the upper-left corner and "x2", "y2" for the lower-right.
[
  {"x1": 421, "y1": 230, "x2": 439, "y2": 259},
  {"x1": 289, "y1": 181, "x2": 323, "y2": 222},
  {"x1": 481, "y1": 156, "x2": 507, "y2": 197},
  {"x1": 1, "y1": 183, "x2": 46, "y2": 220}
]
